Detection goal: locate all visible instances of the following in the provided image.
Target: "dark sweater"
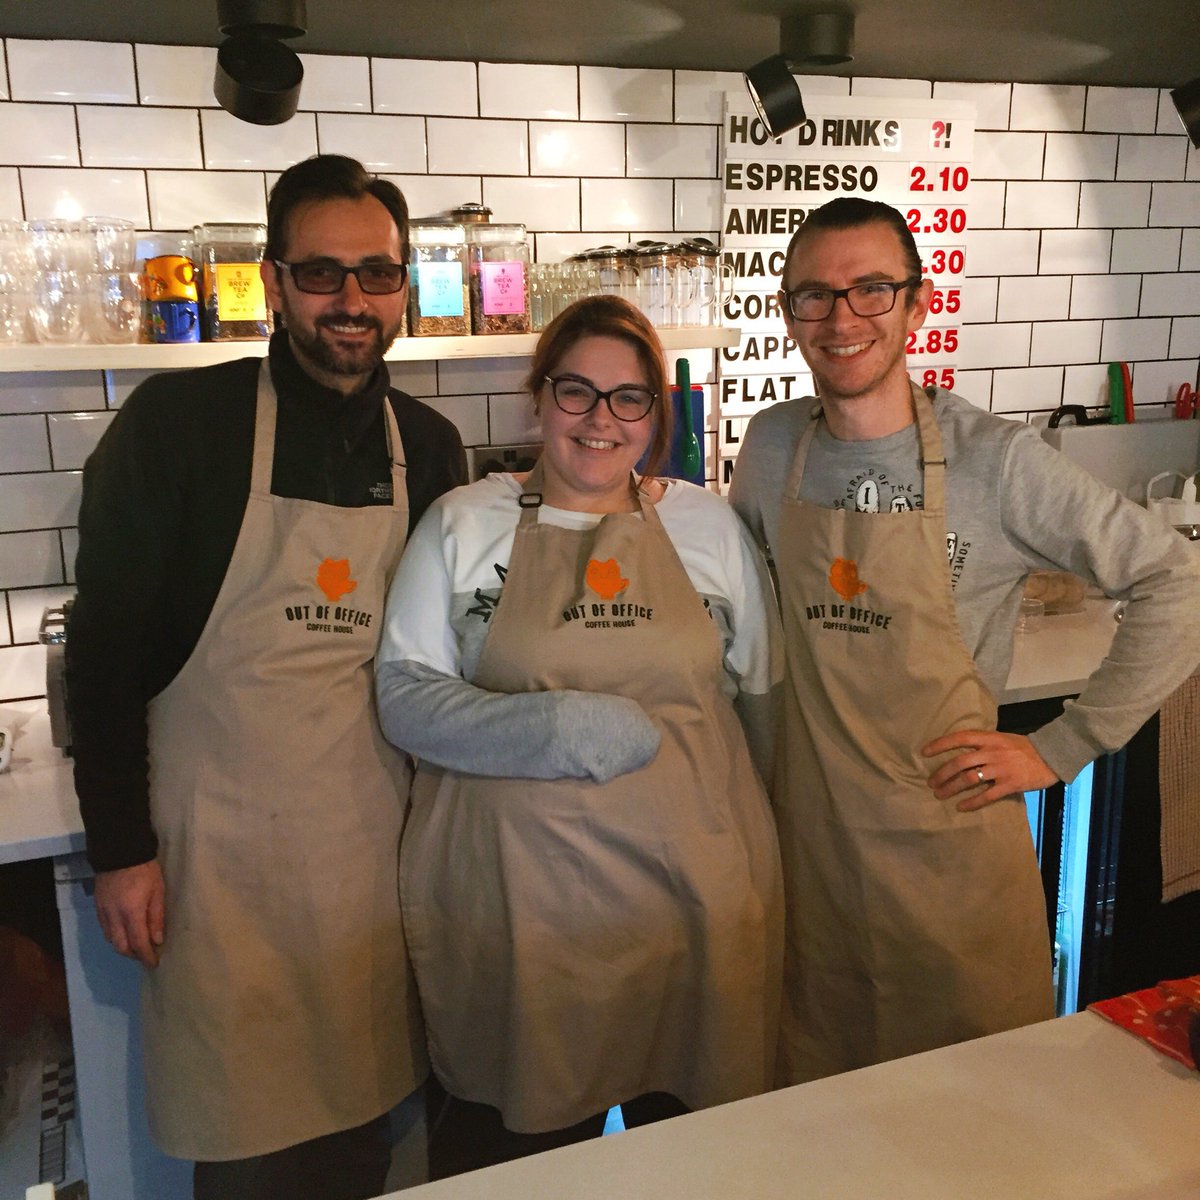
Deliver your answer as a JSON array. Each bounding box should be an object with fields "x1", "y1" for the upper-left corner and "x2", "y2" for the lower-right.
[{"x1": 66, "y1": 332, "x2": 467, "y2": 871}]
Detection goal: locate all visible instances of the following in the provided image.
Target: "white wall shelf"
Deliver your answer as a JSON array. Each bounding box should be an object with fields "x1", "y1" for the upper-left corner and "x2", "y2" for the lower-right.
[{"x1": 0, "y1": 326, "x2": 740, "y2": 373}]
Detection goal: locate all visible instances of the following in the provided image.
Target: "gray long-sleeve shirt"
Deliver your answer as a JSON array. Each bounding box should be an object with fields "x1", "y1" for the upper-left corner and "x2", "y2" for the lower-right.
[{"x1": 728, "y1": 389, "x2": 1200, "y2": 782}]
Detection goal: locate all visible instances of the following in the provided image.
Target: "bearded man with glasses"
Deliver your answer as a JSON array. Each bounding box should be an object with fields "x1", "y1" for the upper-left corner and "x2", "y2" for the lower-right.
[
  {"x1": 67, "y1": 154, "x2": 466, "y2": 1197},
  {"x1": 729, "y1": 196, "x2": 1200, "y2": 1086}
]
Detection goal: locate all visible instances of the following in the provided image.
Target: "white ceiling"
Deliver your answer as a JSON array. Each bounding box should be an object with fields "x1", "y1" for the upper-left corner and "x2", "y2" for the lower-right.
[{"x1": 0, "y1": 0, "x2": 1196, "y2": 90}]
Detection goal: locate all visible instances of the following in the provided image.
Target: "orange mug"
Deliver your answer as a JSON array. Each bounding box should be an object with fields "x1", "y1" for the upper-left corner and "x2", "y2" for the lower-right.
[{"x1": 143, "y1": 254, "x2": 198, "y2": 303}]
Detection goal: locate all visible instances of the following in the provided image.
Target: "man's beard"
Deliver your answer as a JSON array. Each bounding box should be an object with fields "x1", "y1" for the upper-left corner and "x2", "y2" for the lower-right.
[{"x1": 285, "y1": 310, "x2": 402, "y2": 379}]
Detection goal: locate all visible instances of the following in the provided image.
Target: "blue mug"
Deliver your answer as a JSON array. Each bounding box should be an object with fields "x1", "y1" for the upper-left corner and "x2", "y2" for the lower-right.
[{"x1": 149, "y1": 299, "x2": 201, "y2": 344}]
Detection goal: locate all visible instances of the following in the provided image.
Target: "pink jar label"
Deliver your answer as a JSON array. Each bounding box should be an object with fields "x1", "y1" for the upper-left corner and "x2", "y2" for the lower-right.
[{"x1": 479, "y1": 261, "x2": 526, "y2": 314}]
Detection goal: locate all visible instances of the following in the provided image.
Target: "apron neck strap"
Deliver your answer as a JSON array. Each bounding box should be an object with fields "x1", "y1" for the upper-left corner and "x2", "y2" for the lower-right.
[
  {"x1": 783, "y1": 384, "x2": 947, "y2": 511},
  {"x1": 251, "y1": 359, "x2": 407, "y2": 510},
  {"x1": 251, "y1": 360, "x2": 276, "y2": 496},
  {"x1": 517, "y1": 462, "x2": 660, "y2": 528}
]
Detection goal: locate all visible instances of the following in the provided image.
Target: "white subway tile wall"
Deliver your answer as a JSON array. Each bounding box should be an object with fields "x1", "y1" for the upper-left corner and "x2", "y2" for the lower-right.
[
  {"x1": 200, "y1": 110, "x2": 320, "y2": 170},
  {"x1": 7, "y1": 39, "x2": 137, "y2": 105},
  {"x1": 626, "y1": 124, "x2": 716, "y2": 179},
  {"x1": 481, "y1": 177, "x2": 580, "y2": 230},
  {"x1": 478, "y1": 63, "x2": 578, "y2": 120},
  {"x1": 0, "y1": 168, "x2": 19, "y2": 218},
  {"x1": 530, "y1": 121, "x2": 625, "y2": 177},
  {"x1": 372, "y1": 59, "x2": 478, "y2": 117},
  {"x1": 0, "y1": 43, "x2": 1198, "y2": 701},
  {"x1": 1085, "y1": 87, "x2": 1159, "y2": 134},
  {"x1": 78, "y1": 106, "x2": 204, "y2": 169},
  {"x1": 297, "y1": 54, "x2": 372, "y2": 114},
  {"x1": 316, "y1": 113, "x2": 427, "y2": 173},
  {"x1": 426, "y1": 117, "x2": 529, "y2": 175},
  {"x1": 385, "y1": 174, "x2": 481, "y2": 219},
  {"x1": 932, "y1": 82, "x2": 1011, "y2": 130},
  {"x1": 135, "y1": 44, "x2": 219, "y2": 107},
  {"x1": 579, "y1": 67, "x2": 672, "y2": 122},
  {"x1": 20, "y1": 167, "x2": 150, "y2": 225}
]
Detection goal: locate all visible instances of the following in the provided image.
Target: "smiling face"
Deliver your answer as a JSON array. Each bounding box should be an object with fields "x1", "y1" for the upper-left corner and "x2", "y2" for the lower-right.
[
  {"x1": 261, "y1": 194, "x2": 408, "y2": 395},
  {"x1": 536, "y1": 334, "x2": 657, "y2": 513},
  {"x1": 782, "y1": 220, "x2": 932, "y2": 426}
]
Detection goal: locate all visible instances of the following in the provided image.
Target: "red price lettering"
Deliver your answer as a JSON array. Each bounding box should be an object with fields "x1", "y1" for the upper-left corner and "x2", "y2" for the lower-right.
[
  {"x1": 930, "y1": 207, "x2": 967, "y2": 233},
  {"x1": 921, "y1": 368, "x2": 957, "y2": 390},
  {"x1": 927, "y1": 288, "x2": 961, "y2": 315},
  {"x1": 910, "y1": 165, "x2": 970, "y2": 192},
  {"x1": 925, "y1": 248, "x2": 965, "y2": 276},
  {"x1": 906, "y1": 328, "x2": 958, "y2": 355}
]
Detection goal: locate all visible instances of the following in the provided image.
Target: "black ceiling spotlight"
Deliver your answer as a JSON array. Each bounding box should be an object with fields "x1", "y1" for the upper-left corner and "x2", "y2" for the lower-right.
[
  {"x1": 744, "y1": 10, "x2": 856, "y2": 139},
  {"x1": 214, "y1": 0, "x2": 307, "y2": 125},
  {"x1": 1171, "y1": 76, "x2": 1200, "y2": 148}
]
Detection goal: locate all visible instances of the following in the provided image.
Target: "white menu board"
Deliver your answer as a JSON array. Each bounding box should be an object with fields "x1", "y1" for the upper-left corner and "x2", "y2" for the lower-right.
[{"x1": 718, "y1": 94, "x2": 975, "y2": 489}]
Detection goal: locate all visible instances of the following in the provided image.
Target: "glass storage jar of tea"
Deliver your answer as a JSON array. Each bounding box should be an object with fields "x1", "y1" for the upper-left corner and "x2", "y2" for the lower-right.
[
  {"x1": 192, "y1": 223, "x2": 271, "y2": 340},
  {"x1": 466, "y1": 222, "x2": 530, "y2": 334},
  {"x1": 448, "y1": 203, "x2": 493, "y2": 225},
  {"x1": 408, "y1": 221, "x2": 470, "y2": 337}
]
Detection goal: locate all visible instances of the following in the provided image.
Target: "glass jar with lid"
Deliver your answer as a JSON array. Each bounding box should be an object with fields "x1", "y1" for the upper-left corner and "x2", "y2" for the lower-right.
[
  {"x1": 633, "y1": 241, "x2": 675, "y2": 327},
  {"x1": 448, "y1": 203, "x2": 493, "y2": 225},
  {"x1": 674, "y1": 237, "x2": 728, "y2": 326},
  {"x1": 408, "y1": 221, "x2": 470, "y2": 336},
  {"x1": 466, "y1": 222, "x2": 530, "y2": 334},
  {"x1": 192, "y1": 222, "x2": 271, "y2": 340}
]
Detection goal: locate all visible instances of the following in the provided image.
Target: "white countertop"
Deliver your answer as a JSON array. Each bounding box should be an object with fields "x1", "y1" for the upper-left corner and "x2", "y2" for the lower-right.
[
  {"x1": 0, "y1": 702, "x2": 84, "y2": 865},
  {"x1": 383, "y1": 1012, "x2": 1200, "y2": 1200},
  {"x1": 1001, "y1": 595, "x2": 1121, "y2": 705},
  {"x1": 0, "y1": 600, "x2": 1123, "y2": 866}
]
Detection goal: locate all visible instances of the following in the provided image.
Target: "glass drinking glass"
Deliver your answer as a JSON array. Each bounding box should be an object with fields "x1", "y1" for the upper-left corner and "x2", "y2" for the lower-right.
[
  {"x1": 30, "y1": 270, "x2": 84, "y2": 343},
  {"x1": 27, "y1": 219, "x2": 78, "y2": 273},
  {"x1": 82, "y1": 216, "x2": 137, "y2": 272},
  {"x1": 83, "y1": 270, "x2": 143, "y2": 343},
  {"x1": 0, "y1": 271, "x2": 32, "y2": 343}
]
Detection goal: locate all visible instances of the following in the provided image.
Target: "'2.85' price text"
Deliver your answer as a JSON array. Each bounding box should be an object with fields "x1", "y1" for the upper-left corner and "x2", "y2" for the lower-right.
[
  {"x1": 906, "y1": 328, "x2": 958, "y2": 355},
  {"x1": 916, "y1": 368, "x2": 957, "y2": 390}
]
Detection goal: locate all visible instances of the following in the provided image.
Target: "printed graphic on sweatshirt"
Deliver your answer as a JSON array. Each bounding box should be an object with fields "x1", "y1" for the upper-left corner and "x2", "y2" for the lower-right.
[
  {"x1": 946, "y1": 531, "x2": 970, "y2": 590},
  {"x1": 805, "y1": 556, "x2": 894, "y2": 637},
  {"x1": 834, "y1": 470, "x2": 923, "y2": 513},
  {"x1": 465, "y1": 564, "x2": 508, "y2": 623},
  {"x1": 281, "y1": 556, "x2": 374, "y2": 636}
]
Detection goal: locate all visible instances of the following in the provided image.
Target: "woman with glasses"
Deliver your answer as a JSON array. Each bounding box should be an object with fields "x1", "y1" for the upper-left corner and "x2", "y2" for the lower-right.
[{"x1": 375, "y1": 295, "x2": 783, "y2": 1175}]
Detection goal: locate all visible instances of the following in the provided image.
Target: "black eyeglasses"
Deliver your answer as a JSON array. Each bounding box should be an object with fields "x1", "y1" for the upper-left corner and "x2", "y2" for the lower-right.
[
  {"x1": 545, "y1": 375, "x2": 656, "y2": 422},
  {"x1": 274, "y1": 258, "x2": 408, "y2": 295},
  {"x1": 783, "y1": 277, "x2": 922, "y2": 321}
]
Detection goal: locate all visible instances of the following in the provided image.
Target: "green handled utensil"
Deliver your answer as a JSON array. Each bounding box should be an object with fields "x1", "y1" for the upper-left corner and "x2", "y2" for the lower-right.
[{"x1": 676, "y1": 356, "x2": 702, "y2": 480}]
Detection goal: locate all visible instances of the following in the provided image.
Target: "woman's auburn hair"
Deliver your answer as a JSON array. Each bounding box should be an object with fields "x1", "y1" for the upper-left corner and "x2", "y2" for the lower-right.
[{"x1": 525, "y1": 295, "x2": 674, "y2": 478}]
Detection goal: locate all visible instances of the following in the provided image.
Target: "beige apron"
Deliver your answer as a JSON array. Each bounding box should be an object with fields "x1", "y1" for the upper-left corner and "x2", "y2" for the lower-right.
[
  {"x1": 143, "y1": 361, "x2": 427, "y2": 1160},
  {"x1": 774, "y1": 387, "x2": 1053, "y2": 1085},
  {"x1": 400, "y1": 467, "x2": 783, "y2": 1133}
]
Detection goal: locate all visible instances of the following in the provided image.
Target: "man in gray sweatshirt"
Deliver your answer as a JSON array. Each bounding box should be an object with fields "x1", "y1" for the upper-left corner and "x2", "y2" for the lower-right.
[{"x1": 728, "y1": 196, "x2": 1200, "y2": 1086}]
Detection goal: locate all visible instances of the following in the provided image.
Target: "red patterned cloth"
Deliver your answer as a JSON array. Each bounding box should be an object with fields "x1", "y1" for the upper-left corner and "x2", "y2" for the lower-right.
[{"x1": 1088, "y1": 975, "x2": 1200, "y2": 1069}]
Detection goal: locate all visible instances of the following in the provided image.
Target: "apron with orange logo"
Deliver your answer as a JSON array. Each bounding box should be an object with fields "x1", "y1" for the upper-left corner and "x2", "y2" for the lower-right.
[
  {"x1": 773, "y1": 387, "x2": 1053, "y2": 1084},
  {"x1": 143, "y1": 361, "x2": 427, "y2": 1160},
  {"x1": 400, "y1": 466, "x2": 783, "y2": 1133}
]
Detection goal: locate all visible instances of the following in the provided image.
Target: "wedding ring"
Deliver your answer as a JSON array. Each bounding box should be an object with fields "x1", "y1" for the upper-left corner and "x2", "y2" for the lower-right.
[{"x1": 975, "y1": 766, "x2": 985, "y2": 784}]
